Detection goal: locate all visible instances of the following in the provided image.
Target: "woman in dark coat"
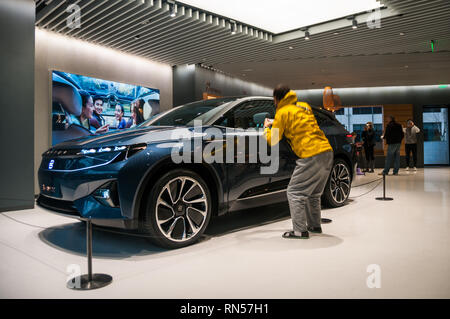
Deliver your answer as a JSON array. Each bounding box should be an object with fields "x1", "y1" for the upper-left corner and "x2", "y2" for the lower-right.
[{"x1": 362, "y1": 122, "x2": 376, "y2": 173}]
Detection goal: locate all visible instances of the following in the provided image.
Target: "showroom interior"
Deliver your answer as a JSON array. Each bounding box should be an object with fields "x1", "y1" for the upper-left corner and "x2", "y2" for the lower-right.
[{"x1": 0, "y1": 0, "x2": 449, "y2": 299}]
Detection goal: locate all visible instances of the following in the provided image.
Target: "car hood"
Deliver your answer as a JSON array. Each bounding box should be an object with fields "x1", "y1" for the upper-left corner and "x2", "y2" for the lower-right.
[{"x1": 52, "y1": 126, "x2": 202, "y2": 150}]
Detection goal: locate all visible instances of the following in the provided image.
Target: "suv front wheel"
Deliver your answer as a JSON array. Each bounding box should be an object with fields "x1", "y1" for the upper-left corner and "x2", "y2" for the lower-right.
[{"x1": 142, "y1": 169, "x2": 212, "y2": 249}]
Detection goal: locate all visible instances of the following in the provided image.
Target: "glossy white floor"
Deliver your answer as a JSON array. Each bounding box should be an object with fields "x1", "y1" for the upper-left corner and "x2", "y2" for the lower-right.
[{"x1": 1, "y1": 168, "x2": 449, "y2": 299}]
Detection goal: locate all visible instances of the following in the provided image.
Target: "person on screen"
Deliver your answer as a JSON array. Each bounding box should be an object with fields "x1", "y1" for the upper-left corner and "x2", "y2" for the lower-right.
[
  {"x1": 90, "y1": 96, "x2": 106, "y2": 128},
  {"x1": 115, "y1": 104, "x2": 127, "y2": 129},
  {"x1": 78, "y1": 90, "x2": 109, "y2": 134},
  {"x1": 130, "y1": 98, "x2": 145, "y2": 128}
]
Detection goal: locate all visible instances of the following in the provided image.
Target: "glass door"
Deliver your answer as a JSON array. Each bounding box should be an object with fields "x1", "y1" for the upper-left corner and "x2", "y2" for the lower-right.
[{"x1": 423, "y1": 106, "x2": 449, "y2": 165}]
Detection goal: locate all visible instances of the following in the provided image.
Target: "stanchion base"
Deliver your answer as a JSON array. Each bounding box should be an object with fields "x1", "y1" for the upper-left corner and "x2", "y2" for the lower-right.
[
  {"x1": 321, "y1": 218, "x2": 332, "y2": 224},
  {"x1": 67, "y1": 274, "x2": 113, "y2": 290},
  {"x1": 375, "y1": 197, "x2": 394, "y2": 201}
]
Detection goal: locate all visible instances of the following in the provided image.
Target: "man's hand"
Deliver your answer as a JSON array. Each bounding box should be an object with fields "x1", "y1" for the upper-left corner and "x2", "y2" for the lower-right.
[
  {"x1": 264, "y1": 118, "x2": 273, "y2": 128},
  {"x1": 95, "y1": 124, "x2": 109, "y2": 134}
]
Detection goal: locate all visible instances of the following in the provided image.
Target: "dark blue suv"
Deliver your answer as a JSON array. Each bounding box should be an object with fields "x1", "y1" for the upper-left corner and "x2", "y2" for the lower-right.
[{"x1": 38, "y1": 97, "x2": 356, "y2": 248}]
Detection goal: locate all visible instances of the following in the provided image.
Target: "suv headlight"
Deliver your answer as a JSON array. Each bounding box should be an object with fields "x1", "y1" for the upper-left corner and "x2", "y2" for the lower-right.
[{"x1": 42, "y1": 144, "x2": 147, "y2": 171}]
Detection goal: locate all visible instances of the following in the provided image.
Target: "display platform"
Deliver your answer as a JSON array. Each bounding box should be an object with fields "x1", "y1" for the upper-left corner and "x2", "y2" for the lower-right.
[{"x1": 0, "y1": 169, "x2": 449, "y2": 298}]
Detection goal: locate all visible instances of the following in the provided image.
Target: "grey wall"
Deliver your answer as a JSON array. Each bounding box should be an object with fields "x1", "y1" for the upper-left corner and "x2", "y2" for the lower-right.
[
  {"x1": 35, "y1": 29, "x2": 173, "y2": 194},
  {"x1": 0, "y1": 0, "x2": 35, "y2": 212},
  {"x1": 173, "y1": 64, "x2": 272, "y2": 106},
  {"x1": 296, "y1": 85, "x2": 450, "y2": 167}
]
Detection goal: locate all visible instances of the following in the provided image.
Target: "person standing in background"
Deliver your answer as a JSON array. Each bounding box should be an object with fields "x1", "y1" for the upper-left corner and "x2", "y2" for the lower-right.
[
  {"x1": 362, "y1": 122, "x2": 376, "y2": 173},
  {"x1": 403, "y1": 119, "x2": 420, "y2": 171},
  {"x1": 380, "y1": 116, "x2": 404, "y2": 176}
]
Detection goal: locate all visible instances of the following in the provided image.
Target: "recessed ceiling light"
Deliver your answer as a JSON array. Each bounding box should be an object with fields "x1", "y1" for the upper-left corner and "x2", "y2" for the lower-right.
[
  {"x1": 334, "y1": 32, "x2": 340, "y2": 35},
  {"x1": 178, "y1": 0, "x2": 382, "y2": 34},
  {"x1": 399, "y1": 32, "x2": 405, "y2": 36},
  {"x1": 289, "y1": 46, "x2": 294, "y2": 50}
]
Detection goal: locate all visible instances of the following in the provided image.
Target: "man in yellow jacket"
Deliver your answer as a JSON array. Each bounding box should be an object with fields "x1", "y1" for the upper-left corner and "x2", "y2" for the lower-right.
[{"x1": 264, "y1": 84, "x2": 333, "y2": 239}]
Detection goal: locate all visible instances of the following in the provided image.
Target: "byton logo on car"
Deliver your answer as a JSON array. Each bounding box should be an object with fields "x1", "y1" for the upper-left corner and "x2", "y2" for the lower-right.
[{"x1": 48, "y1": 159, "x2": 55, "y2": 170}]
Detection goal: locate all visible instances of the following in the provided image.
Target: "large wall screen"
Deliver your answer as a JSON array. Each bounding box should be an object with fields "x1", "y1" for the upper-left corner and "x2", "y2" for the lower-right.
[{"x1": 51, "y1": 71, "x2": 160, "y2": 145}]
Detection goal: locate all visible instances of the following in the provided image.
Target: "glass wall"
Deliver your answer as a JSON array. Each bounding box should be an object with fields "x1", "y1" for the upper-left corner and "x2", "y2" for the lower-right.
[
  {"x1": 423, "y1": 106, "x2": 449, "y2": 165},
  {"x1": 334, "y1": 106, "x2": 384, "y2": 151}
]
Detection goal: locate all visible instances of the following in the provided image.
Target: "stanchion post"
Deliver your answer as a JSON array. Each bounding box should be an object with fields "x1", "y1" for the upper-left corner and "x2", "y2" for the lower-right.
[
  {"x1": 67, "y1": 218, "x2": 113, "y2": 290},
  {"x1": 376, "y1": 173, "x2": 394, "y2": 201},
  {"x1": 87, "y1": 219, "x2": 93, "y2": 282}
]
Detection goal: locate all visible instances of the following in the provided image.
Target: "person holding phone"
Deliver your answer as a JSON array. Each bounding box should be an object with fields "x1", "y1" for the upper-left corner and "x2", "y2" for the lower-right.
[{"x1": 264, "y1": 84, "x2": 333, "y2": 239}]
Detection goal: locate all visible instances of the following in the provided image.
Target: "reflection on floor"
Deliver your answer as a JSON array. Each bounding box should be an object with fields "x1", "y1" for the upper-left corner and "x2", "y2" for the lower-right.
[{"x1": 0, "y1": 168, "x2": 449, "y2": 298}]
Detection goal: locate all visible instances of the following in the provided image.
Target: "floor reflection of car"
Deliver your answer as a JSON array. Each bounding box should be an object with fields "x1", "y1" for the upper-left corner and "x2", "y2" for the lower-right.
[{"x1": 37, "y1": 97, "x2": 356, "y2": 249}]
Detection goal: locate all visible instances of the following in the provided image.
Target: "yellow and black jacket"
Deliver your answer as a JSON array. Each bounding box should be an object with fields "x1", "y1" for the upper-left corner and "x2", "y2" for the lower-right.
[{"x1": 264, "y1": 91, "x2": 332, "y2": 159}]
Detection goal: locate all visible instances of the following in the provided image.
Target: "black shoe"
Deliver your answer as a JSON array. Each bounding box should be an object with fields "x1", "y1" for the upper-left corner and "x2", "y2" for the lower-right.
[
  {"x1": 282, "y1": 231, "x2": 309, "y2": 239},
  {"x1": 307, "y1": 226, "x2": 322, "y2": 233}
]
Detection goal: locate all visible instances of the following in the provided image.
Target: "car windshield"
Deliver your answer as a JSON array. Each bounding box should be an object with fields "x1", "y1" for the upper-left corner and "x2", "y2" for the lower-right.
[{"x1": 140, "y1": 97, "x2": 239, "y2": 127}]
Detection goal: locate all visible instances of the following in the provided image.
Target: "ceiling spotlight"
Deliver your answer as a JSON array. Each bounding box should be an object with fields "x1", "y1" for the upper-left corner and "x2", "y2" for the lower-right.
[
  {"x1": 288, "y1": 46, "x2": 294, "y2": 50},
  {"x1": 169, "y1": 2, "x2": 176, "y2": 17},
  {"x1": 352, "y1": 18, "x2": 358, "y2": 29},
  {"x1": 399, "y1": 32, "x2": 405, "y2": 36},
  {"x1": 305, "y1": 30, "x2": 310, "y2": 40},
  {"x1": 231, "y1": 21, "x2": 237, "y2": 35}
]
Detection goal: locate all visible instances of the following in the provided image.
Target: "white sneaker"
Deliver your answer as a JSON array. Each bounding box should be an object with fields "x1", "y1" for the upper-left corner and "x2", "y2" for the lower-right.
[
  {"x1": 414, "y1": 167, "x2": 417, "y2": 171},
  {"x1": 405, "y1": 167, "x2": 409, "y2": 171}
]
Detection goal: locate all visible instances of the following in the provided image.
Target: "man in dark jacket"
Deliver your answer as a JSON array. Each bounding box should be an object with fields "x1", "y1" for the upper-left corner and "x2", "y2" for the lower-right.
[{"x1": 381, "y1": 116, "x2": 404, "y2": 175}]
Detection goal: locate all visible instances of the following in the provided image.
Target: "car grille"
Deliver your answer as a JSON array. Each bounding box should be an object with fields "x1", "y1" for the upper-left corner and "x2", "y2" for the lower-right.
[{"x1": 36, "y1": 195, "x2": 80, "y2": 217}]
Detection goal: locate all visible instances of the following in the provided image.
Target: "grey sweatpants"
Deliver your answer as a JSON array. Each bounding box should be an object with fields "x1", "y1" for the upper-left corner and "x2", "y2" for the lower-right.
[{"x1": 286, "y1": 151, "x2": 333, "y2": 233}]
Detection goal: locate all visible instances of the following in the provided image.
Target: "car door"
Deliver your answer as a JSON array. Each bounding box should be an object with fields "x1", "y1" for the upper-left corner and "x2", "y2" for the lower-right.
[
  {"x1": 266, "y1": 106, "x2": 338, "y2": 192},
  {"x1": 213, "y1": 99, "x2": 276, "y2": 209}
]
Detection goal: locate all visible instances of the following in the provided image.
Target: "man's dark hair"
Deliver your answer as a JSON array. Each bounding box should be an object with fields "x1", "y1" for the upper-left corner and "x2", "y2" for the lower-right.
[
  {"x1": 388, "y1": 115, "x2": 396, "y2": 122},
  {"x1": 79, "y1": 90, "x2": 92, "y2": 108},
  {"x1": 273, "y1": 84, "x2": 291, "y2": 101},
  {"x1": 93, "y1": 95, "x2": 103, "y2": 104}
]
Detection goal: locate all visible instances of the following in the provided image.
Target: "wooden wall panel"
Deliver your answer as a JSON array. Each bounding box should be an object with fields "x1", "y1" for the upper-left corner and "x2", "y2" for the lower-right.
[{"x1": 382, "y1": 104, "x2": 414, "y2": 156}]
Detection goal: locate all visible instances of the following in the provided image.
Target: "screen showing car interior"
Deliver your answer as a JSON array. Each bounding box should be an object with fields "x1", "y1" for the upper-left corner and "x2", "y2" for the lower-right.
[{"x1": 51, "y1": 70, "x2": 160, "y2": 145}]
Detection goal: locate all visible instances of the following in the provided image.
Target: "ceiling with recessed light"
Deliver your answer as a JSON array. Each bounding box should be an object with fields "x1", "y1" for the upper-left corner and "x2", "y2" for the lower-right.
[
  {"x1": 35, "y1": 0, "x2": 450, "y2": 89},
  {"x1": 178, "y1": 0, "x2": 383, "y2": 34}
]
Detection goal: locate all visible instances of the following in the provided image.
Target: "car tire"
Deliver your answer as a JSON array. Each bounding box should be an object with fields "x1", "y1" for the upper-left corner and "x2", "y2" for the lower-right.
[
  {"x1": 322, "y1": 158, "x2": 352, "y2": 208},
  {"x1": 142, "y1": 169, "x2": 212, "y2": 249}
]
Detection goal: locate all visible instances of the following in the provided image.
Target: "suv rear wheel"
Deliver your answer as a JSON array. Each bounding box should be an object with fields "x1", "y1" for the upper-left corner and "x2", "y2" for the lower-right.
[{"x1": 322, "y1": 158, "x2": 351, "y2": 208}]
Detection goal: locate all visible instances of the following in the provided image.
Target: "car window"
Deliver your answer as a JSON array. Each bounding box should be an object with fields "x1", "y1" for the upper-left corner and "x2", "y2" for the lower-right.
[
  {"x1": 216, "y1": 100, "x2": 275, "y2": 129},
  {"x1": 313, "y1": 109, "x2": 334, "y2": 127},
  {"x1": 142, "y1": 97, "x2": 238, "y2": 127}
]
